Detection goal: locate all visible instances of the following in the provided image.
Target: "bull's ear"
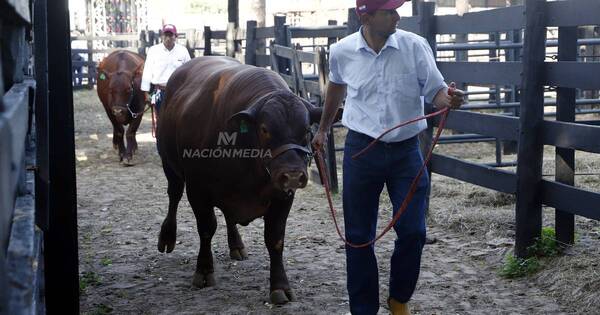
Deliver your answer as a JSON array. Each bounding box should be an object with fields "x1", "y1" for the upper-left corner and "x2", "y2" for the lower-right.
[
  {"x1": 134, "y1": 63, "x2": 144, "y2": 77},
  {"x1": 300, "y1": 98, "x2": 323, "y2": 125},
  {"x1": 227, "y1": 105, "x2": 259, "y2": 134},
  {"x1": 98, "y1": 70, "x2": 109, "y2": 81}
]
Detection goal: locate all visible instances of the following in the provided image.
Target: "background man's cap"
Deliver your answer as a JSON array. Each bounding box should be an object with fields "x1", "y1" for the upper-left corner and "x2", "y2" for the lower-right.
[
  {"x1": 356, "y1": 0, "x2": 409, "y2": 15},
  {"x1": 162, "y1": 24, "x2": 177, "y2": 35}
]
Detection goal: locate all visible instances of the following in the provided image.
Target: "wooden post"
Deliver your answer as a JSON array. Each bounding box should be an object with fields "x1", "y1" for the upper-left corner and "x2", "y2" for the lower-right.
[
  {"x1": 322, "y1": 19, "x2": 340, "y2": 194},
  {"x1": 274, "y1": 15, "x2": 289, "y2": 74},
  {"x1": 327, "y1": 20, "x2": 337, "y2": 48},
  {"x1": 417, "y1": 1, "x2": 436, "y2": 215},
  {"x1": 245, "y1": 20, "x2": 258, "y2": 66},
  {"x1": 45, "y1": 0, "x2": 79, "y2": 312},
  {"x1": 515, "y1": 0, "x2": 546, "y2": 258},
  {"x1": 489, "y1": 32, "x2": 502, "y2": 165},
  {"x1": 204, "y1": 26, "x2": 212, "y2": 56},
  {"x1": 227, "y1": 0, "x2": 241, "y2": 58},
  {"x1": 412, "y1": 0, "x2": 421, "y2": 16},
  {"x1": 346, "y1": 8, "x2": 360, "y2": 35},
  {"x1": 503, "y1": 28, "x2": 521, "y2": 155},
  {"x1": 138, "y1": 30, "x2": 147, "y2": 57},
  {"x1": 86, "y1": 38, "x2": 93, "y2": 88},
  {"x1": 555, "y1": 26, "x2": 577, "y2": 246},
  {"x1": 34, "y1": 0, "x2": 50, "y2": 231}
]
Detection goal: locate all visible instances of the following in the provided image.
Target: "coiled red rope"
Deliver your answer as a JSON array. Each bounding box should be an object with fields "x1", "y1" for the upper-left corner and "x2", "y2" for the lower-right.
[{"x1": 314, "y1": 106, "x2": 450, "y2": 248}]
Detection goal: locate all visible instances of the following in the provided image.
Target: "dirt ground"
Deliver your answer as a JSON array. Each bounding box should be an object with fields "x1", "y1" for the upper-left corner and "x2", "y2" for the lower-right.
[{"x1": 75, "y1": 89, "x2": 600, "y2": 315}]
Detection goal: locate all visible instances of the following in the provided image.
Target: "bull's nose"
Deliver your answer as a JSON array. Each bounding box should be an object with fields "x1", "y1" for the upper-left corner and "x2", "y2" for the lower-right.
[
  {"x1": 278, "y1": 171, "x2": 308, "y2": 190},
  {"x1": 112, "y1": 108, "x2": 124, "y2": 116}
]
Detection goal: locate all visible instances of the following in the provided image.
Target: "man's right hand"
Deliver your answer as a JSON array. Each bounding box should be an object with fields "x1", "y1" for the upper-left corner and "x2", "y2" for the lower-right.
[
  {"x1": 144, "y1": 92, "x2": 151, "y2": 104},
  {"x1": 312, "y1": 130, "x2": 328, "y2": 153}
]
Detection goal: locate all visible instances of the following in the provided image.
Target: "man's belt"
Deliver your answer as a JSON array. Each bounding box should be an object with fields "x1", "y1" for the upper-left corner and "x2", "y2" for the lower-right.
[{"x1": 154, "y1": 84, "x2": 167, "y2": 90}]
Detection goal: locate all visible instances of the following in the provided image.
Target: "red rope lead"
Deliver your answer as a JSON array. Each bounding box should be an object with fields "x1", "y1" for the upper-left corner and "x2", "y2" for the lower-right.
[{"x1": 315, "y1": 107, "x2": 450, "y2": 248}]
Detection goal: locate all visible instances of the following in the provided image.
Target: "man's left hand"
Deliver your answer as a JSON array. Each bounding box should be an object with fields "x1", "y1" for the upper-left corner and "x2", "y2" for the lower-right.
[{"x1": 433, "y1": 82, "x2": 466, "y2": 110}]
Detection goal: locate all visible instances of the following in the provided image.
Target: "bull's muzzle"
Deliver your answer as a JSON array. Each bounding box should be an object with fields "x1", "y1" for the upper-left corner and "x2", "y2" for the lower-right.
[
  {"x1": 277, "y1": 171, "x2": 308, "y2": 194},
  {"x1": 112, "y1": 107, "x2": 125, "y2": 116}
]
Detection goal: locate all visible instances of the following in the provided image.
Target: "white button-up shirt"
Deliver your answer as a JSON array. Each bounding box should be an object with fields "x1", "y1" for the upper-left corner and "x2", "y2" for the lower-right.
[
  {"x1": 141, "y1": 43, "x2": 191, "y2": 91},
  {"x1": 329, "y1": 28, "x2": 447, "y2": 142}
]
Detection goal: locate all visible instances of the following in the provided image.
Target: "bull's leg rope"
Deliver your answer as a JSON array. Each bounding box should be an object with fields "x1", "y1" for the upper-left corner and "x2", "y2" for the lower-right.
[{"x1": 314, "y1": 106, "x2": 450, "y2": 248}]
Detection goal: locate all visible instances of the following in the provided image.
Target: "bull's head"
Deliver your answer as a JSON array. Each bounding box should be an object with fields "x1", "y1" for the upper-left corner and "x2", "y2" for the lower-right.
[
  {"x1": 228, "y1": 91, "x2": 323, "y2": 197},
  {"x1": 98, "y1": 65, "x2": 144, "y2": 125}
]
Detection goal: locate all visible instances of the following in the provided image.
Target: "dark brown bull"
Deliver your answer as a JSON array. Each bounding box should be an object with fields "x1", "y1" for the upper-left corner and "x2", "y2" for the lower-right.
[
  {"x1": 97, "y1": 50, "x2": 145, "y2": 165},
  {"x1": 156, "y1": 56, "x2": 324, "y2": 304}
]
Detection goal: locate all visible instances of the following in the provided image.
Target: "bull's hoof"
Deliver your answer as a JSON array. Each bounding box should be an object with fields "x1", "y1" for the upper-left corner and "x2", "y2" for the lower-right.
[
  {"x1": 192, "y1": 271, "x2": 216, "y2": 288},
  {"x1": 270, "y1": 289, "x2": 296, "y2": 305},
  {"x1": 229, "y1": 248, "x2": 248, "y2": 261},
  {"x1": 157, "y1": 227, "x2": 176, "y2": 253}
]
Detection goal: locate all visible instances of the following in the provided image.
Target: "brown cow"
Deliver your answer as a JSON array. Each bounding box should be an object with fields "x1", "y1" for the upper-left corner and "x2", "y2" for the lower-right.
[
  {"x1": 97, "y1": 50, "x2": 146, "y2": 165},
  {"x1": 156, "y1": 56, "x2": 325, "y2": 304}
]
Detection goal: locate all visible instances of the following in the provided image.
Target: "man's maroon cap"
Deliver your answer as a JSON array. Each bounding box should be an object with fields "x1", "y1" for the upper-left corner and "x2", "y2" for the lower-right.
[
  {"x1": 356, "y1": 0, "x2": 409, "y2": 15},
  {"x1": 162, "y1": 24, "x2": 177, "y2": 35}
]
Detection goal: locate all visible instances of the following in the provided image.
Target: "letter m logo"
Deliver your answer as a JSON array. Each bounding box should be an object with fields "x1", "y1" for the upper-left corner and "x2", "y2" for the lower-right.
[{"x1": 217, "y1": 132, "x2": 237, "y2": 146}]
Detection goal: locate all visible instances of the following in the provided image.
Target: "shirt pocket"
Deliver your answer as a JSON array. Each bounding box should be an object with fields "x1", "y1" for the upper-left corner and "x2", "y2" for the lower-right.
[{"x1": 388, "y1": 72, "x2": 419, "y2": 99}]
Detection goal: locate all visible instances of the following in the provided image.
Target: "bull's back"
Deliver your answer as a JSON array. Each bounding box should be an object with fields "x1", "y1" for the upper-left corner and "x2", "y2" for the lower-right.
[{"x1": 158, "y1": 56, "x2": 288, "y2": 174}]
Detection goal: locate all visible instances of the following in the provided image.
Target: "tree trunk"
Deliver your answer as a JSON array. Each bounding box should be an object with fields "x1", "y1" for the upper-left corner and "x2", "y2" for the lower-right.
[{"x1": 250, "y1": 0, "x2": 266, "y2": 27}]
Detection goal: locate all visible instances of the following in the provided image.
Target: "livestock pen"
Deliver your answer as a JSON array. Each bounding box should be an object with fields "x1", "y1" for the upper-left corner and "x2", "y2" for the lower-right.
[{"x1": 4, "y1": 0, "x2": 600, "y2": 313}]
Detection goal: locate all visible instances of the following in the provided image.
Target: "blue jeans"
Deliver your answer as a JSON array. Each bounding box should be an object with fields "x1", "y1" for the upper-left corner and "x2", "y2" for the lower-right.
[{"x1": 343, "y1": 129, "x2": 428, "y2": 315}]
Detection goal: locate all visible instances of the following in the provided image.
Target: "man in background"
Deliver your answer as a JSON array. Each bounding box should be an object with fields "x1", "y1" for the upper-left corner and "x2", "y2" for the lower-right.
[{"x1": 141, "y1": 24, "x2": 191, "y2": 115}]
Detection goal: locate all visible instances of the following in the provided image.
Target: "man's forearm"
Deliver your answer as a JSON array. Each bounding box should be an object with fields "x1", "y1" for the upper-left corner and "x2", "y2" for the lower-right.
[{"x1": 318, "y1": 82, "x2": 346, "y2": 133}]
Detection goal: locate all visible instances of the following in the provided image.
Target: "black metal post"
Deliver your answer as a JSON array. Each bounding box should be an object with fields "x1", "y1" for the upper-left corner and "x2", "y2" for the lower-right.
[
  {"x1": 274, "y1": 15, "x2": 290, "y2": 74},
  {"x1": 34, "y1": 0, "x2": 50, "y2": 232},
  {"x1": 555, "y1": 26, "x2": 577, "y2": 246},
  {"x1": 204, "y1": 26, "x2": 212, "y2": 56},
  {"x1": 245, "y1": 20, "x2": 257, "y2": 66},
  {"x1": 417, "y1": 1, "x2": 436, "y2": 215}
]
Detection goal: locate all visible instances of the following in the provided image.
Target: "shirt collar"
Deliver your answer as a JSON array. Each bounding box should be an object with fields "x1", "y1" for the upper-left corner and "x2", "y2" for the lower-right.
[{"x1": 355, "y1": 26, "x2": 399, "y2": 53}]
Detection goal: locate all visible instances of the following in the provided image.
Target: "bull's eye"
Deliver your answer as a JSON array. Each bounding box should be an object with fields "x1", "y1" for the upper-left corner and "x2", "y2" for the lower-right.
[
  {"x1": 260, "y1": 124, "x2": 270, "y2": 137},
  {"x1": 258, "y1": 123, "x2": 271, "y2": 144}
]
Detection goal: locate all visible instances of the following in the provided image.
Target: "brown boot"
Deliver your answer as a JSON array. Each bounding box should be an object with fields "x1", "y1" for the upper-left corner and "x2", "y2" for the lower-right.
[{"x1": 387, "y1": 297, "x2": 411, "y2": 315}]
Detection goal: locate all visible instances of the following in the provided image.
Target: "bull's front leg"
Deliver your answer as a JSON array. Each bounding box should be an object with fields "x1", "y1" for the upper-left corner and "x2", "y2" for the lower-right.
[
  {"x1": 113, "y1": 125, "x2": 126, "y2": 162},
  {"x1": 102, "y1": 105, "x2": 126, "y2": 161},
  {"x1": 264, "y1": 197, "x2": 295, "y2": 304},
  {"x1": 123, "y1": 112, "x2": 143, "y2": 165}
]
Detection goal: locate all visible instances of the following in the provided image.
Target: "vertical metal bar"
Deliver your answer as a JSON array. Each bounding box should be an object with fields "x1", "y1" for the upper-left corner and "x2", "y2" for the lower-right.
[
  {"x1": 34, "y1": 0, "x2": 50, "y2": 232},
  {"x1": 418, "y1": 1, "x2": 436, "y2": 215},
  {"x1": 245, "y1": 20, "x2": 257, "y2": 66},
  {"x1": 346, "y1": 8, "x2": 360, "y2": 35},
  {"x1": 204, "y1": 26, "x2": 212, "y2": 56},
  {"x1": 274, "y1": 15, "x2": 289, "y2": 74},
  {"x1": 555, "y1": 26, "x2": 577, "y2": 246},
  {"x1": 490, "y1": 31, "x2": 503, "y2": 165}
]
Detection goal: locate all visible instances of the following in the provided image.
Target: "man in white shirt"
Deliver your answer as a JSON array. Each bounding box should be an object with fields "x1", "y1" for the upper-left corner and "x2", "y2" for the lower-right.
[
  {"x1": 312, "y1": 0, "x2": 465, "y2": 314},
  {"x1": 141, "y1": 24, "x2": 191, "y2": 115}
]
